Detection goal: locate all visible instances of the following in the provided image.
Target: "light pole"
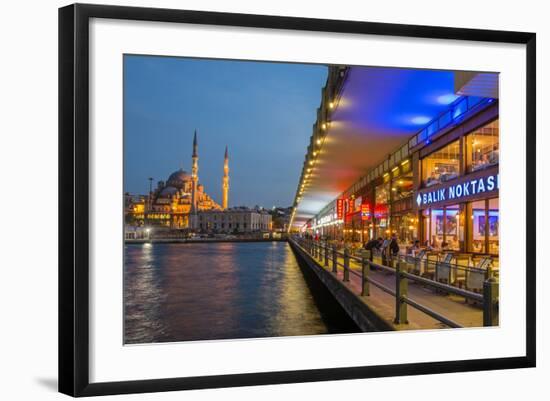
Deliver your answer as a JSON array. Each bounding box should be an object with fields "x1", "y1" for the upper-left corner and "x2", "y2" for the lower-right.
[
  {"x1": 146, "y1": 177, "x2": 154, "y2": 226},
  {"x1": 148, "y1": 177, "x2": 154, "y2": 202}
]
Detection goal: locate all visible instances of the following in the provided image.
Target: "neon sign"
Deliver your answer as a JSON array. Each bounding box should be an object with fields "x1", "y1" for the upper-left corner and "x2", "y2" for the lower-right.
[
  {"x1": 361, "y1": 204, "x2": 371, "y2": 221},
  {"x1": 354, "y1": 196, "x2": 363, "y2": 212},
  {"x1": 416, "y1": 173, "x2": 499, "y2": 207},
  {"x1": 374, "y1": 204, "x2": 388, "y2": 218},
  {"x1": 336, "y1": 199, "x2": 344, "y2": 220}
]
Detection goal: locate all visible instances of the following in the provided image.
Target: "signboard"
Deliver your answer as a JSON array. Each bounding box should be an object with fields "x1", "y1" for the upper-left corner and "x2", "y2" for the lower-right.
[
  {"x1": 416, "y1": 172, "x2": 499, "y2": 208},
  {"x1": 361, "y1": 204, "x2": 371, "y2": 221},
  {"x1": 374, "y1": 204, "x2": 388, "y2": 218},
  {"x1": 354, "y1": 196, "x2": 363, "y2": 212},
  {"x1": 336, "y1": 199, "x2": 344, "y2": 220},
  {"x1": 318, "y1": 214, "x2": 333, "y2": 226}
]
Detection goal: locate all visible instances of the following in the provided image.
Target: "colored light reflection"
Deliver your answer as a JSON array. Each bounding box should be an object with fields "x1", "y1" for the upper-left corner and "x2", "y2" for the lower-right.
[
  {"x1": 411, "y1": 116, "x2": 431, "y2": 125},
  {"x1": 437, "y1": 93, "x2": 459, "y2": 105}
]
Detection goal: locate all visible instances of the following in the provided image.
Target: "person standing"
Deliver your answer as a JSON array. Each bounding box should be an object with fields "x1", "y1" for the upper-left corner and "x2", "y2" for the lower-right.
[{"x1": 389, "y1": 233, "x2": 400, "y2": 256}]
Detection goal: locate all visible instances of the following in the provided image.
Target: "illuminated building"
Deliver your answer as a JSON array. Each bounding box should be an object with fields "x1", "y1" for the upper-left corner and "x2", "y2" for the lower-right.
[
  {"x1": 191, "y1": 207, "x2": 272, "y2": 234},
  {"x1": 293, "y1": 66, "x2": 499, "y2": 259},
  {"x1": 125, "y1": 131, "x2": 228, "y2": 229}
]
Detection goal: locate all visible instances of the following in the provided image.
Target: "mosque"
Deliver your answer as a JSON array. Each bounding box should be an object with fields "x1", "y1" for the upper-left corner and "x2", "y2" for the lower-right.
[{"x1": 125, "y1": 130, "x2": 229, "y2": 229}]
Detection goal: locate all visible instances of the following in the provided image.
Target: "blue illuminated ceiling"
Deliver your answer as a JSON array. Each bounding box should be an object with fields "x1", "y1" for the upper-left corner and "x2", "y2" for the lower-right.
[
  {"x1": 339, "y1": 68, "x2": 459, "y2": 136},
  {"x1": 293, "y1": 66, "x2": 497, "y2": 227}
]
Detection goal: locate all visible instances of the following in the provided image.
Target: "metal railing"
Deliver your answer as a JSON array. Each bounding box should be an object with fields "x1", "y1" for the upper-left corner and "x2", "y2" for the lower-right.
[
  {"x1": 370, "y1": 250, "x2": 498, "y2": 290},
  {"x1": 292, "y1": 237, "x2": 499, "y2": 328}
]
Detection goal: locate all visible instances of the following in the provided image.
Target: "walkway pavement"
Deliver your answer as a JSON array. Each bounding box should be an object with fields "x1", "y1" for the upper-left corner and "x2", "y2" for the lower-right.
[{"x1": 308, "y1": 249, "x2": 483, "y2": 330}]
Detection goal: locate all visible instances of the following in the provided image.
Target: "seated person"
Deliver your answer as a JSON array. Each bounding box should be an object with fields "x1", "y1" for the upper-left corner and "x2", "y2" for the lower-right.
[
  {"x1": 426, "y1": 171, "x2": 438, "y2": 186},
  {"x1": 440, "y1": 166, "x2": 458, "y2": 181},
  {"x1": 409, "y1": 239, "x2": 421, "y2": 256}
]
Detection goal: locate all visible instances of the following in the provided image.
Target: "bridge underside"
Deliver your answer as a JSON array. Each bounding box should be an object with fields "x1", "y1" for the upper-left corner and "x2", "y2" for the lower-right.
[{"x1": 292, "y1": 66, "x2": 480, "y2": 229}]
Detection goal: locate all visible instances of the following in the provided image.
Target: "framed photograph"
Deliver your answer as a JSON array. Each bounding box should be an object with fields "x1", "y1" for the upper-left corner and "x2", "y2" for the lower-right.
[{"x1": 59, "y1": 3, "x2": 536, "y2": 397}]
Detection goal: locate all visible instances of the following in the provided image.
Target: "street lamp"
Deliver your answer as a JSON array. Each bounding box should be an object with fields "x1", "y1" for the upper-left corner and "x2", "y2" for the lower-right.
[{"x1": 146, "y1": 177, "x2": 154, "y2": 226}]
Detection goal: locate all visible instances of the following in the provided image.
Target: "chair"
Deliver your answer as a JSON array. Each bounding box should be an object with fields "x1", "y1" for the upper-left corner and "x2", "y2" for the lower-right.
[
  {"x1": 466, "y1": 268, "x2": 485, "y2": 292},
  {"x1": 436, "y1": 253, "x2": 454, "y2": 283},
  {"x1": 424, "y1": 252, "x2": 439, "y2": 279},
  {"x1": 412, "y1": 249, "x2": 427, "y2": 275},
  {"x1": 453, "y1": 254, "x2": 471, "y2": 288}
]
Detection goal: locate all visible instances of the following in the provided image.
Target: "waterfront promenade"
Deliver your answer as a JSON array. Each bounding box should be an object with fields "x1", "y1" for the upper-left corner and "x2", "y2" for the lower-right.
[
  {"x1": 125, "y1": 235, "x2": 286, "y2": 244},
  {"x1": 290, "y1": 238, "x2": 487, "y2": 331}
]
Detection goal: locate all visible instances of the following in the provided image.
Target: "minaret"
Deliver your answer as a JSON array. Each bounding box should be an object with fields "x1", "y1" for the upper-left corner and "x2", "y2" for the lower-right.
[
  {"x1": 191, "y1": 130, "x2": 199, "y2": 212},
  {"x1": 222, "y1": 146, "x2": 229, "y2": 210}
]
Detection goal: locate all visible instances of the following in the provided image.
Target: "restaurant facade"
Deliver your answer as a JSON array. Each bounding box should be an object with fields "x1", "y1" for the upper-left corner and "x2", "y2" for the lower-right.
[{"x1": 308, "y1": 95, "x2": 499, "y2": 257}]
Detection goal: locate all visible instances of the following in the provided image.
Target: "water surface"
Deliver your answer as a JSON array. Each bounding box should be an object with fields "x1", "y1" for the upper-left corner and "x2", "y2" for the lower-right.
[{"x1": 124, "y1": 241, "x2": 358, "y2": 343}]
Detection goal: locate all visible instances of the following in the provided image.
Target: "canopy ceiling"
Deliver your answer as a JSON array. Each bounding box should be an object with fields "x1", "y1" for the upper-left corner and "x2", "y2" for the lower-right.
[{"x1": 292, "y1": 66, "x2": 467, "y2": 228}]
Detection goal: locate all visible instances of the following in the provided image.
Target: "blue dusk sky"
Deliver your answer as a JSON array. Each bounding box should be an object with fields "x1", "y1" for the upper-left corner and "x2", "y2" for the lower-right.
[{"x1": 124, "y1": 55, "x2": 328, "y2": 208}]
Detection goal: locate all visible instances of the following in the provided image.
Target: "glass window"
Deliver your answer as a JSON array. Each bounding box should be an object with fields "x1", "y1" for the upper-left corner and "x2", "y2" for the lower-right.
[
  {"x1": 391, "y1": 213, "x2": 417, "y2": 248},
  {"x1": 374, "y1": 183, "x2": 390, "y2": 238},
  {"x1": 487, "y1": 198, "x2": 499, "y2": 255},
  {"x1": 401, "y1": 144, "x2": 408, "y2": 159},
  {"x1": 467, "y1": 120, "x2": 499, "y2": 172},
  {"x1": 444, "y1": 205, "x2": 462, "y2": 251},
  {"x1": 467, "y1": 198, "x2": 499, "y2": 256},
  {"x1": 375, "y1": 183, "x2": 389, "y2": 206},
  {"x1": 470, "y1": 200, "x2": 486, "y2": 253},
  {"x1": 422, "y1": 208, "x2": 432, "y2": 247},
  {"x1": 422, "y1": 205, "x2": 463, "y2": 251},
  {"x1": 391, "y1": 172, "x2": 413, "y2": 201},
  {"x1": 422, "y1": 139, "x2": 460, "y2": 187},
  {"x1": 431, "y1": 209, "x2": 445, "y2": 248}
]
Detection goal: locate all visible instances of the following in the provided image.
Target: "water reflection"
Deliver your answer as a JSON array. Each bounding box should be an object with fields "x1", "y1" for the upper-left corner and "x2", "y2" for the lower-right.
[
  {"x1": 124, "y1": 243, "x2": 168, "y2": 343},
  {"x1": 124, "y1": 241, "x2": 357, "y2": 344}
]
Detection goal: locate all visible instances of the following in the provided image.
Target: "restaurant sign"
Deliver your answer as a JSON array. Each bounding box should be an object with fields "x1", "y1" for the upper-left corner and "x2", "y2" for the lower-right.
[
  {"x1": 354, "y1": 196, "x2": 363, "y2": 212},
  {"x1": 416, "y1": 172, "x2": 499, "y2": 208},
  {"x1": 361, "y1": 204, "x2": 371, "y2": 221},
  {"x1": 336, "y1": 199, "x2": 344, "y2": 220}
]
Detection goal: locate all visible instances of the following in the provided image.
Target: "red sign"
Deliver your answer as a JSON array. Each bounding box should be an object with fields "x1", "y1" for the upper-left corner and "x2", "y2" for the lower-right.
[
  {"x1": 374, "y1": 204, "x2": 388, "y2": 218},
  {"x1": 361, "y1": 204, "x2": 371, "y2": 221},
  {"x1": 336, "y1": 199, "x2": 344, "y2": 220}
]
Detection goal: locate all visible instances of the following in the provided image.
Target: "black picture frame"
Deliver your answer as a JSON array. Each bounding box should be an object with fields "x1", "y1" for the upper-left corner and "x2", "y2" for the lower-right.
[{"x1": 59, "y1": 3, "x2": 536, "y2": 397}]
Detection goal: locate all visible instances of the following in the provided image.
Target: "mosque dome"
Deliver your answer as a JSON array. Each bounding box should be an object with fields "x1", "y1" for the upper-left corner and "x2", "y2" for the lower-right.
[
  {"x1": 166, "y1": 169, "x2": 192, "y2": 189},
  {"x1": 158, "y1": 186, "x2": 179, "y2": 198}
]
